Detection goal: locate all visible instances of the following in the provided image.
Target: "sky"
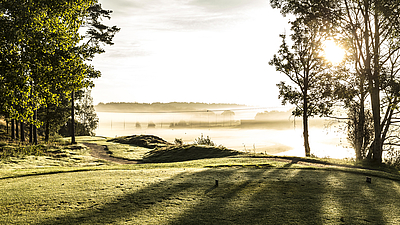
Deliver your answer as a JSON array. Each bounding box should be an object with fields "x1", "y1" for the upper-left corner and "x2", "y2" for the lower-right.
[{"x1": 90, "y1": 0, "x2": 291, "y2": 107}]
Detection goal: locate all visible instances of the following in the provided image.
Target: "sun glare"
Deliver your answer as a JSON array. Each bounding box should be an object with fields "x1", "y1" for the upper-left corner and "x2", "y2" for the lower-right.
[{"x1": 323, "y1": 40, "x2": 345, "y2": 64}]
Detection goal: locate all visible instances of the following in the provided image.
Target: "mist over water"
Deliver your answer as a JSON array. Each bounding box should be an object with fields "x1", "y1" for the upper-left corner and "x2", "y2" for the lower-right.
[{"x1": 95, "y1": 111, "x2": 355, "y2": 159}]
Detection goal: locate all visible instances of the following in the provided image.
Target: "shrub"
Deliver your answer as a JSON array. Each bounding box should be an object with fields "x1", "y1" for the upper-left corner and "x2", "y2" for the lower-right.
[
  {"x1": 194, "y1": 134, "x2": 215, "y2": 146},
  {"x1": 174, "y1": 138, "x2": 183, "y2": 146}
]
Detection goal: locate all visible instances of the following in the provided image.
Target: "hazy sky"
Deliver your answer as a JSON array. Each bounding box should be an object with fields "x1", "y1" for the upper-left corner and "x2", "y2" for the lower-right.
[{"x1": 90, "y1": 0, "x2": 291, "y2": 107}]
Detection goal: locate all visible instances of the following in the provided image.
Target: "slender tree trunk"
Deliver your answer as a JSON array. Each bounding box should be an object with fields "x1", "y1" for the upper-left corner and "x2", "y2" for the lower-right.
[
  {"x1": 303, "y1": 110, "x2": 311, "y2": 157},
  {"x1": 11, "y1": 119, "x2": 15, "y2": 140},
  {"x1": 6, "y1": 119, "x2": 9, "y2": 134},
  {"x1": 71, "y1": 91, "x2": 76, "y2": 144},
  {"x1": 303, "y1": 80, "x2": 310, "y2": 157},
  {"x1": 45, "y1": 121, "x2": 50, "y2": 142},
  {"x1": 44, "y1": 107, "x2": 50, "y2": 142},
  {"x1": 371, "y1": 86, "x2": 381, "y2": 162},
  {"x1": 33, "y1": 109, "x2": 38, "y2": 145},
  {"x1": 15, "y1": 119, "x2": 19, "y2": 140},
  {"x1": 20, "y1": 121, "x2": 25, "y2": 142},
  {"x1": 29, "y1": 123, "x2": 33, "y2": 144},
  {"x1": 355, "y1": 81, "x2": 366, "y2": 161}
]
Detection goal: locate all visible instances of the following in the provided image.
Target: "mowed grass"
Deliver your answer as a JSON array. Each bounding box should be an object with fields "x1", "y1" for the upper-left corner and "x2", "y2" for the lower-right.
[
  {"x1": 2, "y1": 164, "x2": 400, "y2": 224},
  {"x1": 2, "y1": 136, "x2": 400, "y2": 224}
]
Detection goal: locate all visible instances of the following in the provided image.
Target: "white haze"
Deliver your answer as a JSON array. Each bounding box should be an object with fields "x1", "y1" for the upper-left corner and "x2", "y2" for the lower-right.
[{"x1": 95, "y1": 111, "x2": 355, "y2": 159}]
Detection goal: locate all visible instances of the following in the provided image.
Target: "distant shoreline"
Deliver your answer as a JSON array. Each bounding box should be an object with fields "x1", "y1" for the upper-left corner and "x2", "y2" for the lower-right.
[{"x1": 95, "y1": 102, "x2": 247, "y2": 113}]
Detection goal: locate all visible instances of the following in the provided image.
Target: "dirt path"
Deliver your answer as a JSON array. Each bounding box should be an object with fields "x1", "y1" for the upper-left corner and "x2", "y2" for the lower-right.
[{"x1": 82, "y1": 142, "x2": 141, "y2": 164}]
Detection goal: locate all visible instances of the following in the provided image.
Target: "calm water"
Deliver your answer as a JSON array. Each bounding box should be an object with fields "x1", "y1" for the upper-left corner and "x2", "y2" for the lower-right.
[{"x1": 95, "y1": 111, "x2": 355, "y2": 159}]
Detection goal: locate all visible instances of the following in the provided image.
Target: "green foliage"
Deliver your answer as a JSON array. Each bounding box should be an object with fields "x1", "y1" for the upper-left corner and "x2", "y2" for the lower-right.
[
  {"x1": 270, "y1": 23, "x2": 335, "y2": 118},
  {"x1": 75, "y1": 88, "x2": 99, "y2": 136},
  {"x1": 58, "y1": 120, "x2": 91, "y2": 137},
  {"x1": 0, "y1": 0, "x2": 119, "y2": 134}
]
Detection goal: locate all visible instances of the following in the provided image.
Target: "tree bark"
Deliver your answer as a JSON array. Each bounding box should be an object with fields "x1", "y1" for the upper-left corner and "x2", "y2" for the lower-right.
[
  {"x1": 71, "y1": 91, "x2": 76, "y2": 144},
  {"x1": 33, "y1": 109, "x2": 38, "y2": 145},
  {"x1": 15, "y1": 119, "x2": 19, "y2": 140},
  {"x1": 303, "y1": 79, "x2": 311, "y2": 157},
  {"x1": 44, "y1": 107, "x2": 50, "y2": 142},
  {"x1": 20, "y1": 121, "x2": 25, "y2": 142},
  {"x1": 11, "y1": 119, "x2": 15, "y2": 140},
  {"x1": 45, "y1": 120, "x2": 50, "y2": 142},
  {"x1": 371, "y1": 9, "x2": 382, "y2": 163},
  {"x1": 29, "y1": 123, "x2": 33, "y2": 144},
  {"x1": 355, "y1": 80, "x2": 366, "y2": 161},
  {"x1": 371, "y1": 86, "x2": 381, "y2": 162}
]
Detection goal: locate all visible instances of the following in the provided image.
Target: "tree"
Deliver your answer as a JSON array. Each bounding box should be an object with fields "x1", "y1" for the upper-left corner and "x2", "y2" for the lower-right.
[
  {"x1": 270, "y1": 0, "x2": 400, "y2": 163},
  {"x1": 0, "y1": 1, "x2": 119, "y2": 144},
  {"x1": 37, "y1": 93, "x2": 70, "y2": 142},
  {"x1": 269, "y1": 19, "x2": 334, "y2": 157},
  {"x1": 75, "y1": 88, "x2": 99, "y2": 136},
  {"x1": 70, "y1": 3, "x2": 120, "y2": 143}
]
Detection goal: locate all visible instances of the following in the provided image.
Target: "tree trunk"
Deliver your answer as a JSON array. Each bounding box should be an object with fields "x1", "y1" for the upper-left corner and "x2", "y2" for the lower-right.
[
  {"x1": 44, "y1": 107, "x2": 50, "y2": 142},
  {"x1": 6, "y1": 119, "x2": 9, "y2": 134},
  {"x1": 33, "y1": 109, "x2": 38, "y2": 145},
  {"x1": 29, "y1": 123, "x2": 33, "y2": 144},
  {"x1": 303, "y1": 80, "x2": 310, "y2": 157},
  {"x1": 71, "y1": 91, "x2": 76, "y2": 144},
  {"x1": 20, "y1": 121, "x2": 25, "y2": 142},
  {"x1": 303, "y1": 112, "x2": 311, "y2": 157},
  {"x1": 355, "y1": 84, "x2": 366, "y2": 161},
  {"x1": 45, "y1": 120, "x2": 50, "y2": 142},
  {"x1": 370, "y1": 86, "x2": 381, "y2": 163},
  {"x1": 11, "y1": 119, "x2": 15, "y2": 140},
  {"x1": 15, "y1": 120, "x2": 19, "y2": 140}
]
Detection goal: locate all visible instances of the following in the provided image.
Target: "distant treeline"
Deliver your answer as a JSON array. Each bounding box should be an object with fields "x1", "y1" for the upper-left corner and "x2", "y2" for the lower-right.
[{"x1": 95, "y1": 102, "x2": 246, "y2": 113}]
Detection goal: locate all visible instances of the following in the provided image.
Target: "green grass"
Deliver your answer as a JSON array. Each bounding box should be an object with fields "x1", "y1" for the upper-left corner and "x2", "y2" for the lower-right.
[
  {"x1": 2, "y1": 166, "x2": 400, "y2": 224},
  {"x1": 2, "y1": 135, "x2": 400, "y2": 224}
]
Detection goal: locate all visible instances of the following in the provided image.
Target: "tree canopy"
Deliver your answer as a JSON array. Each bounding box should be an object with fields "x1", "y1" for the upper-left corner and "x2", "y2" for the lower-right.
[
  {"x1": 270, "y1": 0, "x2": 400, "y2": 163},
  {"x1": 0, "y1": 0, "x2": 119, "y2": 141}
]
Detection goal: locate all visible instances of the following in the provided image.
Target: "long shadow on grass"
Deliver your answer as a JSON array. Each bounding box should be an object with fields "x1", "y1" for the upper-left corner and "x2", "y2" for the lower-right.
[
  {"x1": 168, "y1": 165, "x2": 398, "y2": 225},
  {"x1": 34, "y1": 168, "x2": 239, "y2": 225},
  {"x1": 335, "y1": 172, "x2": 395, "y2": 224},
  {"x1": 33, "y1": 166, "x2": 400, "y2": 224},
  {"x1": 168, "y1": 166, "x2": 322, "y2": 224}
]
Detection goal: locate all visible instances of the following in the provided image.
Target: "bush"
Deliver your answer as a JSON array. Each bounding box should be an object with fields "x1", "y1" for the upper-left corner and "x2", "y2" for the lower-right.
[
  {"x1": 384, "y1": 147, "x2": 400, "y2": 167},
  {"x1": 174, "y1": 138, "x2": 183, "y2": 146},
  {"x1": 194, "y1": 134, "x2": 215, "y2": 146}
]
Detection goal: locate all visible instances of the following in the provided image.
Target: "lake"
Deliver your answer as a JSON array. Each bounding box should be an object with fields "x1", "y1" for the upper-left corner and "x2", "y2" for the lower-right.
[{"x1": 95, "y1": 111, "x2": 355, "y2": 159}]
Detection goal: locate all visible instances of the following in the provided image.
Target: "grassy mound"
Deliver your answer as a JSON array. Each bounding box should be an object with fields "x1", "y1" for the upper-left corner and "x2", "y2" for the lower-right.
[
  {"x1": 108, "y1": 134, "x2": 172, "y2": 149},
  {"x1": 143, "y1": 144, "x2": 241, "y2": 163}
]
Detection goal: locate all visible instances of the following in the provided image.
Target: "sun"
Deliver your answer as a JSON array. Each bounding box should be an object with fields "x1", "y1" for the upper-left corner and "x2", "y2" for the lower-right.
[{"x1": 323, "y1": 39, "x2": 345, "y2": 64}]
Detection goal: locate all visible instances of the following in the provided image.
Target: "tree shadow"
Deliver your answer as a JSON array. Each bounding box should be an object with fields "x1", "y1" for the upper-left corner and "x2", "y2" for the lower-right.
[
  {"x1": 167, "y1": 168, "x2": 398, "y2": 224},
  {"x1": 34, "y1": 168, "x2": 238, "y2": 225},
  {"x1": 33, "y1": 167, "x2": 400, "y2": 224}
]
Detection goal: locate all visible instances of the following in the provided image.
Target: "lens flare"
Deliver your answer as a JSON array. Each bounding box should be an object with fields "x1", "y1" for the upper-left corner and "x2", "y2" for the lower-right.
[{"x1": 323, "y1": 40, "x2": 345, "y2": 64}]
